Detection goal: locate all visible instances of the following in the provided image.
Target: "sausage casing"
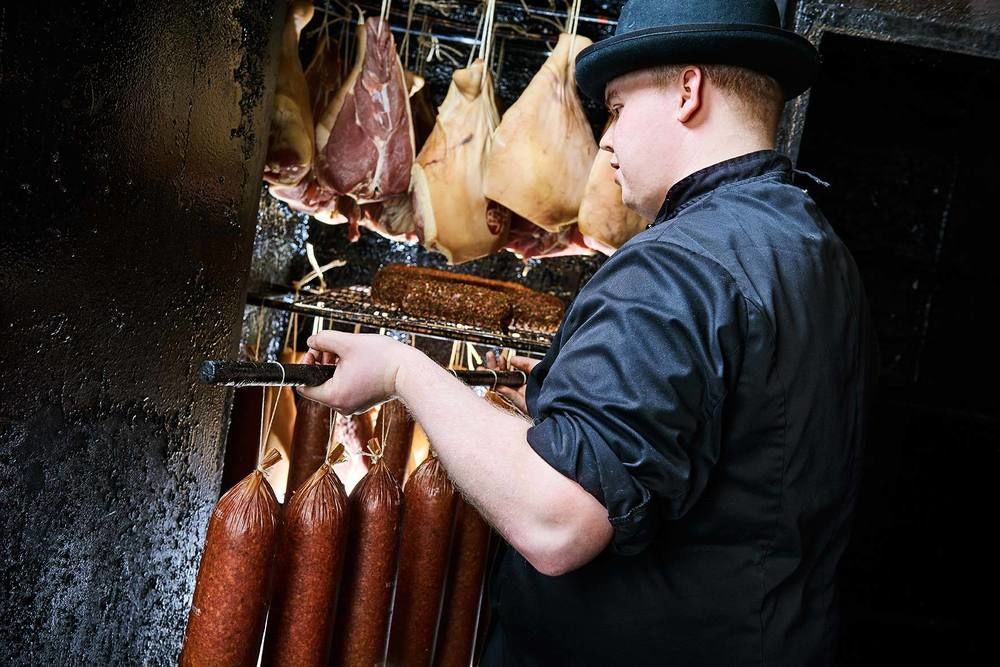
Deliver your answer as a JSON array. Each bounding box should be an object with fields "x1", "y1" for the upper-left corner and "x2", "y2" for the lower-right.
[
  {"x1": 261, "y1": 455, "x2": 349, "y2": 666},
  {"x1": 434, "y1": 499, "x2": 492, "y2": 667},
  {"x1": 329, "y1": 457, "x2": 403, "y2": 667},
  {"x1": 286, "y1": 397, "x2": 331, "y2": 497},
  {"x1": 180, "y1": 452, "x2": 281, "y2": 666},
  {"x1": 375, "y1": 399, "x2": 414, "y2": 484},
  {"x1": 386, "y1": 455, "x2": 458, "y2": 667}
]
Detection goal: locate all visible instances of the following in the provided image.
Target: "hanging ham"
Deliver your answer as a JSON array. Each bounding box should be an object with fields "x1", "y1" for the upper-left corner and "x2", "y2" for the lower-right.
[
  {"x1": 578, "y1": 139, "x2": 647, "y2": 254},
  {"x1": 268, "y1": 20, "x2": 343, "y2": 215},
  {"x1": 315, "y1": 17, "x2": 414, "y2": 204},
  {"x1": 503, "y1": 214, "x2": 594, "y2": 260},
  {"x1": 483, "y1": 33, "x2": 597, "y2": 232},
  {"x1": 411, "y1": 59, "x2": 509, "y2": 264},
  {"x1": 263, "y1": 0, "x2": 315, "y2": 187},
  {"x1": 405, "y1": 70, "x2": 437, "y2": 154}
]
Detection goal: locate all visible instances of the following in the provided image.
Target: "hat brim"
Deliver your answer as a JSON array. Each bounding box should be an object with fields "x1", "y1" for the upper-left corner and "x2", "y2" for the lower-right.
[{"x1": 575, "y1": 23, "x2": 820, "y2": 101}]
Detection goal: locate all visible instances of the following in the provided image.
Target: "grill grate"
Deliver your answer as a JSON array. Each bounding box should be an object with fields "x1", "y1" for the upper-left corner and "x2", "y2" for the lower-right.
[{"x1": 248, "y1": 285, "x2": 554, "y2": 354}]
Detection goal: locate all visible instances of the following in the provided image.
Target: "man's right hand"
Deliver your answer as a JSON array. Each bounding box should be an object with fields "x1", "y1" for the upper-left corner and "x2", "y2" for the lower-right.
[{"x1": 482, "y1": 351, "x2": 538, "y2": 415}]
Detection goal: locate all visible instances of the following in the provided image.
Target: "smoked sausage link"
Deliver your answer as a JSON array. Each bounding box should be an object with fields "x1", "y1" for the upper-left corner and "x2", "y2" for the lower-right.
[
  {"x1": 375, "y1": 399, "x2": 414, "y2": 484},
  {"x1": 179, "y1": 450, "x2": 282, "y2": 666},
  {"x1": 261, "y1": 454, "x2": 349, "y2": 666},
  {"x1": 386, "y1": 455, "x2": 458, "y2": 667},
  {"x1": 286, "y1": 398, "x2": 331, "y2": 497},
  {"x1": 434, "y1": 499, "x2": 492, "y2": 667},
  {"x1": 329, "y1": 456, "x2": 403, "y2": 667}
]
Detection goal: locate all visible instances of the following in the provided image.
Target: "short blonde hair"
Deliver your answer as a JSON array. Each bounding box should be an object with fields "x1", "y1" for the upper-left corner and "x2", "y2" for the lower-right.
[{"x1": 649, "y1": 65, "x2": 785, "y2": 136}]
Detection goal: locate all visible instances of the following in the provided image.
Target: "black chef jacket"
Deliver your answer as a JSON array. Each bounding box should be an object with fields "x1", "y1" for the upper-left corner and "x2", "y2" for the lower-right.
[{"x1": 481, "y1": 151, "x2": 876, "y2": 666}]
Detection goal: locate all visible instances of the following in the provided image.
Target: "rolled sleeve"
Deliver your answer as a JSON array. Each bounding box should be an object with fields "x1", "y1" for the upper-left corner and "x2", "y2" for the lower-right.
[{"x1": 525, "y1": 240, "x2": 747, "y2": 555}]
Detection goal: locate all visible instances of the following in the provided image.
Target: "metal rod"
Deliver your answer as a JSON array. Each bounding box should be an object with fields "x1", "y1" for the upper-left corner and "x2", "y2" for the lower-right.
[{"x1": 199, "y1": 360, "x2": 527, "y2": 388}]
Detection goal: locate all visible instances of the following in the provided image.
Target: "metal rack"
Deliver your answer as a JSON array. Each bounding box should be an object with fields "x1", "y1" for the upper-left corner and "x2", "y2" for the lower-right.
[{"x1": 248, "y1": 285, "x2": 555, "y2": 354}]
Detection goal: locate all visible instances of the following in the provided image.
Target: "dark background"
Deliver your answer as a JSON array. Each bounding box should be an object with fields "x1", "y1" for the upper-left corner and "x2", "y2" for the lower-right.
[{"x1": 2, "y1": 0, "x2": 998, "y2": 664}]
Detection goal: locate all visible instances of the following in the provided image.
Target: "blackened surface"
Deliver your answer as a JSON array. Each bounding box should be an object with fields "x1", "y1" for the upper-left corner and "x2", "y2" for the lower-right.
[
  {"x1": 781, "y1": 0, "x2": 1000, "y2": 158},
  {"x1": 0, "y1": 1, "x2": 282, "y2": 664},
  {"x1": 794, "y1": 33, "x2": 999, "y2": 663}
]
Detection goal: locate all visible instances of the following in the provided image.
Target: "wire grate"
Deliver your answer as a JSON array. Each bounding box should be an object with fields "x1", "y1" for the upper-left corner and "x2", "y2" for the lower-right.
[{"x1": 248, "y1": 285, "x2": 554, "y2": 353}]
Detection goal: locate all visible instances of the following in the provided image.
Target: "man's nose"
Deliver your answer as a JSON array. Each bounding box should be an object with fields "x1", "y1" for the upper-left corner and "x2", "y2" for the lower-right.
[{"x1": 598, "y1": 128, "x2": 614, "y2": 154}]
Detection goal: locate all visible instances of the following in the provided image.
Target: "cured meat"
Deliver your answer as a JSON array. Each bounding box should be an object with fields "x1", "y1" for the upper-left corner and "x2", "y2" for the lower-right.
[
  {"x1": 315, "y1": 18, "x2": 414, "y2": 203},
  {"x1": 263, "y1": 0, "x2": 315, "y2": 187},
  {"x1": 405, "y1": 70, "x2": 437, "y2": 153},
  {"x1": 503, "y1": 213, "x2": 595, "y2": 260},
  {"x1": 179, "y1": 450, "x2": 282, "y2": 667},
  {"x1": 386, "y1": 455, "x2": 458, "y2": 666},
  {"x1": 285, "y1": 397, "x2": 331, "y2": 497},
  {"x1": 411, "y1": 60, "x2": 509, "y2": 264},
  {"x1": 329, "y1": 451, "x2": 403, "y2": 667},
  {"x1": 374, "y1": 399, "x2": 414, "y2": 484},
  {"x1": 304, "y1": 27, "x2": 343, "y2": 123},
  {"x1": 260, "y1": 450, "x2": 349, "y2": 667},
  {"x1": 578, "y1": 138, "x2": 647, "y2": 253},
  {"x1": 483, "y1": 33, "x2": 597, "y2": 231},
  {"x1": 435, "y1": 500, "x2": 492, "y2": 667},
  {"x1": 268, "y1": 175, "x2": 337, "y2": 216},
  {"x1": 367, "y1": 195, "x2": 419, "y2": 242},
  {"x1": 268, "y1": 22, "x2": 341, "y2": 214}
]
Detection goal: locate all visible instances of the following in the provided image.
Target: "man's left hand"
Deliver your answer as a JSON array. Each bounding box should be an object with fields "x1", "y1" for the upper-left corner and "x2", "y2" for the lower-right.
[{"x1": 297, "y1": 331, "x2": 414, "y2": 414}]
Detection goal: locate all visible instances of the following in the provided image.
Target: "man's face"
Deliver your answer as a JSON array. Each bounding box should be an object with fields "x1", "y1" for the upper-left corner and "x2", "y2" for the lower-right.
[{"x1": 600, "y1": 70, "x2": 679, "y2": 221}]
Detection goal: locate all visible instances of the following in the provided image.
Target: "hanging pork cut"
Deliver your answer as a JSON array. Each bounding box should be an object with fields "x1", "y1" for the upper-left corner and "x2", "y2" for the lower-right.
[
  {"x1": 578, "y1": 143, "x2": 648, "y2": 254},
  {"x1": 263, "y1": 0, "x2": 315, "y2": 187},
  {"x1": 305, "y1": 27, "x2": 343, "y2": 123},
  {"x1": 268, "y1": 21, "x2": 344, "y2": 215},
  {"x1": 411, "y1": 59, "x2": 509, "y2": 264},
  {"x1": 483, "y1": 33, "x2": 597, "y2": 231},
  {"x1": 405, "y1": 70, "x2": 437, "y2": 154},
  {"x1": 315, "y1": 17, "x2": 414, "y2": 204},
  {"x1": 503, "y1": 214, "x2": 594, "y2": 260}
]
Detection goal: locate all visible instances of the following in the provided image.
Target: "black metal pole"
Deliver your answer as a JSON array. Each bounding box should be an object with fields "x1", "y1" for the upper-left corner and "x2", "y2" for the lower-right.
[{"x1": 199, "y1": 360, "x2": 527, "y2": 388}]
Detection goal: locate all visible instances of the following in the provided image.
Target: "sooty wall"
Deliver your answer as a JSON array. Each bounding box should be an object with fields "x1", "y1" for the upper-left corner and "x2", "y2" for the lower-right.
[{"x1": 0, "y1": 1, "x2": 282, "y2": 663}]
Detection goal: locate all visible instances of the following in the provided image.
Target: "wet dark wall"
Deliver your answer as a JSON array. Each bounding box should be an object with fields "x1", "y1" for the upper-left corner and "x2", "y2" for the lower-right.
[{"x1": 0, "y1": 1, "x2": 283, "y2": 664}]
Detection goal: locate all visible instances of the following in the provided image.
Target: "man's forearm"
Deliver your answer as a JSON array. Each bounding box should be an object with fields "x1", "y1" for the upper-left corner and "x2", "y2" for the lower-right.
[{"x1": 393, "y1": 347, "x2": 613, "y2": 576}]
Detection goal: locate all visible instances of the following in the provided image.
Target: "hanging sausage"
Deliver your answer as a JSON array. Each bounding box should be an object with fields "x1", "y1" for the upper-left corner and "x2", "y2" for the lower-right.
[
  {"x1": 375, "y1": 399, "x2": 414, "y2": 485},
  {"x1": 386, "y1": 453, "x2": 458, "y2": 667},
  {"x1": 329, "y1": 440, "x2": 403, "y2": 667},
  {"x1": 179, "y1": 450, "x2": 282, "y2": 667},
  {"x1": 434, "y1": 498, "x2": 492, "y2": 667},
  {"x1": 260, "y1": 447, "x2": 350, "y2": 667}
]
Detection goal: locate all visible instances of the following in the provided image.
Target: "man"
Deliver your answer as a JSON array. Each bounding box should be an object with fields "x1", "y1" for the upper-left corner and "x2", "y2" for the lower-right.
[{"x1": 299, "y1": 0, "x2": 876, "y2": 664}]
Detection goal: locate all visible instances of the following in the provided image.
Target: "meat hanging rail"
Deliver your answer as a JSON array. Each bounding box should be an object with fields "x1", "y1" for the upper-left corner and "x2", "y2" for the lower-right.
[{"x1": 200, "y1": 360, "x2": 527, "y2": 388}]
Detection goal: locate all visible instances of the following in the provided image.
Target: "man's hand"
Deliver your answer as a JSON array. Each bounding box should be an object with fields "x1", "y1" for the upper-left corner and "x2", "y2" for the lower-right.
[
  {"x1": 482, "y1": 351, "x2": 538, "y2": 415},
  {"x1": 297, "y1": 331, "x2": 415, "y2": 414}
]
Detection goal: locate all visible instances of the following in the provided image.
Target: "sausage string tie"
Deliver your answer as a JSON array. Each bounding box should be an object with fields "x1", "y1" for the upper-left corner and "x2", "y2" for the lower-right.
[{"x1": 258, "y1": 361, "x2": 287, "y2": 466}]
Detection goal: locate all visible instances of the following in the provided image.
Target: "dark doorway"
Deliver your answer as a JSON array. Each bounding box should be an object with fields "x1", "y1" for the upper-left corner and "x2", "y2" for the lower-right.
[{"x1": 795, "y1": 32, "x2": 1000, "y2": 664}]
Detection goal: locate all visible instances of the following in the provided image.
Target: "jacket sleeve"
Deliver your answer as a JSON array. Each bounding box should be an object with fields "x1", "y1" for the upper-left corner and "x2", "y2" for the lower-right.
[{"x1": 525, "y1": 240, "x2": 748, "y2": 555}]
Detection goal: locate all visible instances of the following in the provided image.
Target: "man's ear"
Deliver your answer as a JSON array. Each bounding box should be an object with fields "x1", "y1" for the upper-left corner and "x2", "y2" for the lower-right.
[{"x1": 677, "y1": 66, "x2": 703, "y2": 124}]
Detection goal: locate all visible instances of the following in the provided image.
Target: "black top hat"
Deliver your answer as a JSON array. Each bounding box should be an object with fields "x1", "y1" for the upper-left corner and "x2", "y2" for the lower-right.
[{"x1": 575, "y1": 0, "x2": 820, "y2": 101}]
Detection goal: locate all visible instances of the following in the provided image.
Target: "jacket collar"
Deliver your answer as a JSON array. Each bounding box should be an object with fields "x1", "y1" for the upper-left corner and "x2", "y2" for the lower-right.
[{"x1": 651, "y1": 150, "x2": 793, "y2": 227}]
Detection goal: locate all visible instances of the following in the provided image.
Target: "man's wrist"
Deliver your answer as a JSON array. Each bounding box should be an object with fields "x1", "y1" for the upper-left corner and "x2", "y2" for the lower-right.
[{"x1": 389, "y1": 341, "x2": 422, "y2": 401}]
